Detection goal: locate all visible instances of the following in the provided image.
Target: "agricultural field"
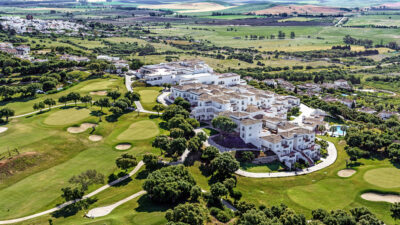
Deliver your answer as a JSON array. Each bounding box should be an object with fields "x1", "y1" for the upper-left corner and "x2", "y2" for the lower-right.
[{"x1": 347, "y1": 14, "x2": 400, "y2": 27}]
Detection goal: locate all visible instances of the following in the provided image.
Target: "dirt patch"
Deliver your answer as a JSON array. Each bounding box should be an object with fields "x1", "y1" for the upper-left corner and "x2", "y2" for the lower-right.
[
  {"x1": 67, "y1": 123, "x2": 97, "y2": 134},
  {"x1": 338, "y1": 169, "x2": 356, "y2": 177},
  {"x1": 0, "y1": 127, "x2": 8, "y2": 134},
  {"x1": 0, "y1": 152, "x2": 41, "y2": 177},
  {"x1": 90, "y1": 91, "x2": 108, "y2": 96},
  {"x1": 361, "y1": 192, "x2": 400, "y2": 204},
  {"x1": 89, "y1": 135, "x2": 103, "y2": 142},
  {"x1": 115, "y1": 144, "x2": 132, "y2": 150},
  {"x1": 253, "y1": 5, "x2": 347, "y2": 15}
]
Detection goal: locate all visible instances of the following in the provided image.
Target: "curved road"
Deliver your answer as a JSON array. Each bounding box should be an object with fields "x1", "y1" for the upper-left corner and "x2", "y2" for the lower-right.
[
  {"x1": 235, "y1": 140, "x2": 337, "y2": 178},
  {"x1": 0, "y1": 161, "x2": 144, "y2": 225}
]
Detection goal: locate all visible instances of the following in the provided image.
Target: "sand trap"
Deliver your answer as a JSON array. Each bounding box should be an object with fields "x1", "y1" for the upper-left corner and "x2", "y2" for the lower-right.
[
  {"x1": 361, "y1": 192, "x2": 400, "y2": 204},
  {"x1": 90, "y1": 91, "x2": 107, "y2": 96},
  {"x1": 67, "y1": 123, "x2": 97, "y2": 134},
  {"x1": 115, "y1": 144, "x2": 132, "y2": 150},
  {"x1": 89, "y1": 135, "x2": 103, "y2": 142},
  {"x1": 338, "y1": 169, "x2": 356, "y2": 177},
  {"x1": 0, "y1": 127, "x2": 8, "y2": 134}
]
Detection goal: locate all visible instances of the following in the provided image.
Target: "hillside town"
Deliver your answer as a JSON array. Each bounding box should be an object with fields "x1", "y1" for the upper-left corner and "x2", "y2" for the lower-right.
[{"x1": 0, "y1": 16, "x2": 86, "y2": 34}]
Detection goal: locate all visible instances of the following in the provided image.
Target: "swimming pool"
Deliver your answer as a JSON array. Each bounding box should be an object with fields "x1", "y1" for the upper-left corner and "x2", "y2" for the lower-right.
[{"x1": 331, "y1": 125, "x2": 348, "y2": 137}]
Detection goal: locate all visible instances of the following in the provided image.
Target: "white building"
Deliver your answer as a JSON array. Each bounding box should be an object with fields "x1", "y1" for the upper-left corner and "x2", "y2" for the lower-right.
[{"x1": 169, "y1": 82, "x2": 319, "y2": 168}]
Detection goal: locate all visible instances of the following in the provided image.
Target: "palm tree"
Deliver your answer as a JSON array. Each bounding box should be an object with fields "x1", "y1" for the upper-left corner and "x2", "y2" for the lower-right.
[
  {"x1": 329, "y1": 126, "x2": 337, "y2": 137},
  {"x1": 340, "y1": 126, "x2": 347, "y2": 136},
  {"x1": 318, "y1": 125, "x2": 326, "y2": 135}
]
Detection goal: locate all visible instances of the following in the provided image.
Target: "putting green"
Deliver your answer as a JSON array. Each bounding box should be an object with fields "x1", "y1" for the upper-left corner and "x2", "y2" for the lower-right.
[
  {"x1": 364, "y1": 168, "x2": 400, "y2": 188},
  {"x1": 44, "y1": 108, "x2": 91, "y2": 126},
  {"x1": 79, "y1": 79, "x2": 118, "y2": 92},
  {"x1": 287, "y1": 178, "x2": 356, "y2": 210},
  {"x1": 138, "y1": 90, "x2": 159, "y2": 103},
  {"x1": 117, "y1": 120, "x2": 159, "y2": 141}
]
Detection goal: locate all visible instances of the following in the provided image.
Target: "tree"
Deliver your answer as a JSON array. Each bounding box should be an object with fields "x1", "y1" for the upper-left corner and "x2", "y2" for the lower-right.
[
  {"x1": 61, "y1": 187, "x2": 84, "y2": 202},
  {"x1": 329, "y1": 126, "x2": 337, "y2": 136},
  {"x1": 190, "y1": 185, "x2": 201, "y2": 202},
  {"x1": 388, "y1": 143, "x2": 400, "y2": 163},
  {"x1": 58, "y1": 95, "x2": 69, "y2": 107},
  {"x1": 68, "y1": 169, "x2": 105, "y2": 191},
  {"x1": 290, "y1": 31, "x2": 295, "y2": 39},
  {"x1": 33, "y1": 102, "x2": 45, "y2": 112},
  {"x1": 152, "y1": 135, "x2": 170, "y2": 155},
  {"x1": 210, "y1": 182, "x2": 228, "y2": 199},
  {"x1": 237, "y1": 209, "x2": 271, "y2": 225},
  {"x1": 345, "y1": 146, "x2": 369, "y2": 163},
  {"x1": 391, "y1": 203, "x2": 400, "y2": 221},
  {"x1": 170, "y1": 128, "x2": 185, "y2": 138},
  {"x1": 0, "y1": 107, "x2": 14, "y2": 122},
  {"x1": 143, "y1": 153, "x2": 159, "y2": 170},
  {"x1": 212, "y1": 116, "x2": 237, "y2": 139},
  {"x1": 174, "y1": 97, "x2": 191, "y2": 111},
  {"x1": 162, "y1": 105, "x2": 189, "y2": 121},
  {"x1": 116, "y1": 154, "x2": 137, "y2": 172},
  {"x1": 107, "y1": 90, "x2": 121, "y2": 103},
  {"x1": 211, "y1": 152, "x2": 239, "y2": 178},
  {"x1": 94, "y1": 98, "x2": 111, "y2": 112},
  {"x1": 201, "y1": 146, "x2": 220, "y2": 162},
  {"x1": 43, "y1": 98, "x2": 56, "y2": 110},
  {"x1": 152, "y1": 104, "x2": 165, "y2": 116},
  {"x1": 124, "y1": 91, "x2": 140, "y2": 104},
  {"x1": 143, "y1": 165, "x2": 195, "y2": 203},
  {"x1": 188, "y1": 136, "x2": 203, "y2": 152},
  {"x1": 81, "y1": 95, "x2": 92, "y2": 107},
  {"x1": 67, "y1": 92, "x2": 81, "y2": 106},
  {"x1": 240, "y1": 151, "x2": 255, "y2": 163},
  {"x1": 168, "y1": 138, "x2": 187, "y2": 156},
  {"x1": 165, "y1": 203, "x2": 207, "y2": 225}
]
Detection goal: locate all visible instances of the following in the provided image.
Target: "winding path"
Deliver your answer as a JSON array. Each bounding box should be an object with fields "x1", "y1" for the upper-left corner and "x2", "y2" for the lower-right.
[
  {"x1": 234, "y1": 140, "x2": 337, "y2": 178},
  {"x1": 0, "y1": 161, "x2": 144, "y2": 225}
]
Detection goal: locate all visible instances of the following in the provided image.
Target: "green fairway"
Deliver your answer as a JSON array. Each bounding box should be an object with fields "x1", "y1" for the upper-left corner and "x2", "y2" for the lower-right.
[
  {"x1": 117, "y1": 120, "x2": 159, "y2": 141},
  {"x1": 240, "y1": 161, "x2": 285, "y2": 173},
  {"x1": 363, "y1": 167, "x2": 400, "y2": 188},
  {"x1": 133, "y1": 87, "x2": 163, "y2": 111},
  {"x1": 287, "y1": 178, "x2": 357, "y2": 210},
  {"x1": 79, "y1": 79, "x2": 120, "y2": 92},
  {"x1": 43, "y1": 108, "x2": 91, "y2": 126}
]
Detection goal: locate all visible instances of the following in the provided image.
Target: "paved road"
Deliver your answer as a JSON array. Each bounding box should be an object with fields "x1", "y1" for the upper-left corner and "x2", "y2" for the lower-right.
[
  {"x1": 157, "y1": 91, "x2": 170, "y2": 106},
  {"x1": 235, "y1": 139, "x2": 337, "y2": 178},
  {"x1": 0, "y1": 161, "x2": 144, "y2": 225},
  {"x1": 86, "y1": 191, "x2": 147, "y2": 218},
  {"x1": 125, "y1": 75, "x2": 134, "y2": 92},
  {"x1": 134, "y1": 101, "x2": 159, "y2": 115}
]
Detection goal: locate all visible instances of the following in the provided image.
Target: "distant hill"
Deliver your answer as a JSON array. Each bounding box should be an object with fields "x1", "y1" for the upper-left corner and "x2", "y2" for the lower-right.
[{"x1": 213, "y1": 2, "x2": 276, "y2": 14}]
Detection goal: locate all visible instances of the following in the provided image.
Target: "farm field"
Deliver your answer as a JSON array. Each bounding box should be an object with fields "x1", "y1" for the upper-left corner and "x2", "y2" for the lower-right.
[{"x1": 347, "y1": 14, "x2": 400, "y2": 27}]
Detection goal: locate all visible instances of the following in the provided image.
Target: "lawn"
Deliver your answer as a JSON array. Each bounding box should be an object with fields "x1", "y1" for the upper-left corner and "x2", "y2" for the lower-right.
[
  {"x1": 347, "y1": 14, "x2": 400, "y2": 27},
  {"x1": 240, "y1": 161, "x2": 286, "y2": 173},
  {"x1": 43, "y1": 107, "x2": 91, "y2": 126},
  {"x1": 363, "y1": 167, "x2": 400, "y2": 188},
  {"x1": 132, "y1": 87, "x2": 163, "y2": 111},
  {"x1": 117, "y1": 120, "x2": 160, "y2": 141}
]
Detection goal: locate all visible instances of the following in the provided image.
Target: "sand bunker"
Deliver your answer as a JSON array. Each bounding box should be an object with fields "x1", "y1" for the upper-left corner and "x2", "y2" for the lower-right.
[
  {"x1": 90, "y1": 91, "x2": 107, "y2": 96},
  {"x1": 115, "y1": 144, "x2": 132, "y2": 150},
  {"x1": 338, "y1": 169, "x2": 356, "y2": 177},
  {"x1": 0, "y1": 127, "x2": 8, "y2": 134},
  {"x1": 89, "y1": 135, "x2": 103, "y2": 142},
  {"x1": 361, "y1": 192, "x2": 400, "y2": 204},
  {"x1": 67, "y1": 123, "x2": 97, "y2": 134}
]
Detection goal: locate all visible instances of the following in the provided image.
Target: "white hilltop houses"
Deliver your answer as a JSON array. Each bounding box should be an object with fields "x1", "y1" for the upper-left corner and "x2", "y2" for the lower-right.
[{"x1": 136, "y1": 61, "x2": 322, "y2": 169}]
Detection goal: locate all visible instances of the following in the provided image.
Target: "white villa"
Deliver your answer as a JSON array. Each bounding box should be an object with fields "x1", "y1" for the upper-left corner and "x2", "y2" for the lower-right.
[
  {"x1": 169, "y1": 82, "x2": 320, "y2": 169},
  {"x1": 134, "y1": 60, "x2": 244, "y2": 86}
]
